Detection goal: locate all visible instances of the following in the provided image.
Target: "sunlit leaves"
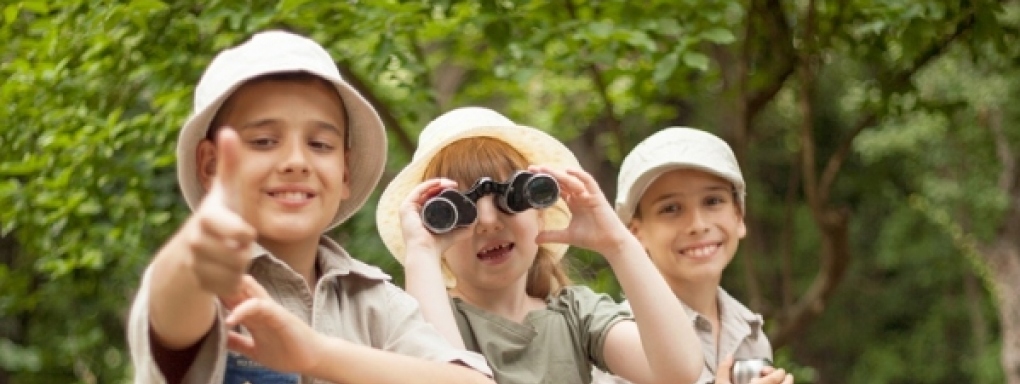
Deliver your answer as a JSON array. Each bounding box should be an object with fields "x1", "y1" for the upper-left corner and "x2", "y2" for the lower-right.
[{"x1": 2, "y1": 0, "x2": 1016, "y2": 382}]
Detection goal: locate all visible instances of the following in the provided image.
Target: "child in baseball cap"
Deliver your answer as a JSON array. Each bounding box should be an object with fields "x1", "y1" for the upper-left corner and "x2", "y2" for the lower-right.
[
  {"x1": 126, "y1": 30, "x2": 493, "y2": 384},
  {"x1": 596, "y1": 127, "x2": 793, "y2": 384}
]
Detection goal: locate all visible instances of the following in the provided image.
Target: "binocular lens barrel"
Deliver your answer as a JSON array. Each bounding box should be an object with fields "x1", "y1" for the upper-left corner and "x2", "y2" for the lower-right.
[
  {"x1": 524, "y1": 175, "x2": 558, "y2": 208},
  {"x1": 421, "y1": 197, "x2": 459, "y2": 234}
]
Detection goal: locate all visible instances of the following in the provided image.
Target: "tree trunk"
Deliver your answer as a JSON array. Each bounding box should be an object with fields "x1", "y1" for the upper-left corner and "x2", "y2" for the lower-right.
[
  {"x1": 987, "y1": 237, "x2": 1020, "y2": 384},
  {"x1": 983, "y1": 106, "x2": 1020, "y2": 383},
  {"x1": 987, "y1": 187, "x2": 1020, "y2": 383}
]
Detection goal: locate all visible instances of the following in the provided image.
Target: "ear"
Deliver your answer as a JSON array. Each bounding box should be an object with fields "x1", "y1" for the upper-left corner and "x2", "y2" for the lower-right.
[
  {"x1": 340, "y1": 150, "x2": 352, "y2": 200},
  {"x1": 736, "y1": 212, "x2": 747, "y2": 239},
  {"x1": 627, "y1": 218, "x2": 642, "y2": 238},
  {"x1": 196, "y1": 139, "x2": 218, "y2": 191}
]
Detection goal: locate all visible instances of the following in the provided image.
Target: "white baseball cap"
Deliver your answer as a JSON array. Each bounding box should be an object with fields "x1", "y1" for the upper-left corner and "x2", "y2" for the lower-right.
[
  {"x1": 176, "y1": 30, "x2": 387, "y2": 230},
  {"x1": 615, "y1": 127, "x2": 745, "y2": 223}
]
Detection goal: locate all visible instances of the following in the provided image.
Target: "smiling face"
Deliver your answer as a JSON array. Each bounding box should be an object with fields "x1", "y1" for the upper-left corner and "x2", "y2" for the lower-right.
[
  {"x1": 629, "y1": 168, "x2": 746, "y2": 286},
  {"x1": 197, "y1": 74, "x2": 350, "y2": 246}
]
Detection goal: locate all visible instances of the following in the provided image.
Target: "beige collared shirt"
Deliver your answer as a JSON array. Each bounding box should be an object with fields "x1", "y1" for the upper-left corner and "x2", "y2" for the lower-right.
[
  {"x1": 128, "y1": 236, "x2": 491, "y2": 384},
  {"x1": 591, "y1": 287, "x2": 772, "y2": 384}
]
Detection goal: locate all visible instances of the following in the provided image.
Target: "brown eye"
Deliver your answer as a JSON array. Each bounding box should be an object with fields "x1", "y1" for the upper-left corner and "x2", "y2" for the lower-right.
[
  {"x1": 704, "y1": 194, "x2": 729, "y2": 209},
  {"x1": 309, "y1": 140, "x2": 335, "y2": 151},
  {"x1": 657, "y1": 203, "x2": 680, "y2": 215},
  {"x1": 249, "y1": 138, "x2": 277, "y2": 148}
]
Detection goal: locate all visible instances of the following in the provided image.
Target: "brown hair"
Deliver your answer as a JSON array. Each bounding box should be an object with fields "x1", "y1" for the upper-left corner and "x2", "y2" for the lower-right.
[
  {"x1": 422, "y1": 137, "x2": 572, "y2": 298},
  {"x1": 206, "y1": 72, "x2": 350, "y2": 148},
  {"x1": 631, "y1": 173, "x2": 743, "y2": 220}
]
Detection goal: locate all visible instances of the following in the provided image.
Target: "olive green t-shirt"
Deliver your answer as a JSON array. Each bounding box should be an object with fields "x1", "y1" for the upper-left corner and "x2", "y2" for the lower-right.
[{"x1": 452, "y1": 285, "x2": 633, "y2": 384}]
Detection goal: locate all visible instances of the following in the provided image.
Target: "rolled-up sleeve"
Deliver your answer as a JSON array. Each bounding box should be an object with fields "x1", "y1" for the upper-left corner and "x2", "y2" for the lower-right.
[
  {"x1": 127, "y1": 266, "x2": 227, "y2": 384},
  {"x1": 550, "y1": 286, "x2": 633, "y2": 374}
]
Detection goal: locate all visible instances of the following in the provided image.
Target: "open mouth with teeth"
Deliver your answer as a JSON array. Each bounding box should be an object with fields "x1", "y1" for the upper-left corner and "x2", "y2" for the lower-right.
[
  {"x1": 268, "y1": 191, "x2": 315, "y2": 202},
  {"x1": 679, "y1": 243, "x2": 721, "y2": 258},
  {"x1": 477, "y1": 242, "x2": 514, "y2": 262}
]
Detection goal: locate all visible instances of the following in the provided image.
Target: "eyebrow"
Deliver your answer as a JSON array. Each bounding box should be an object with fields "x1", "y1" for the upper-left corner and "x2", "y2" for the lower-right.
[
  {"x1": 238, "y1": 119, "x2": 345, "y2": 137},
  {"x1": 647, "y1": 185, "x2": 732, "y2": 205}
]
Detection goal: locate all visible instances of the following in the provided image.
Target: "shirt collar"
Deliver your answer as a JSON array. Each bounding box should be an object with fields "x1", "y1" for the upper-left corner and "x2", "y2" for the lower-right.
[
  {"x1": 681, "y1": 287, "x2": 764, "y2": 335},
  {"x1": 250, "y1": 236, "x2": 390, "y2": 282}
]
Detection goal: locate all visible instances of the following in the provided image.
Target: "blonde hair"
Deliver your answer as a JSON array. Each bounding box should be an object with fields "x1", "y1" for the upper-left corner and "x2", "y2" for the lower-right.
[{"x1": 422, "y1": 137, "x2": 572, "y2": 298}]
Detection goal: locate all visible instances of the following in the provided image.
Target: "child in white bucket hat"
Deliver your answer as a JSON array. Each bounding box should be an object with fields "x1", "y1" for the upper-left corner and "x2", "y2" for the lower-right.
[
  {"x1": 375, "y1": 107, "x2": 704, "y2": 384},
  {"x1": 594, "y1": 127, "x2": 793, "y2": 384},
  {"x1": 126, "y1": 30, "x2": 493, "y2": 384}
]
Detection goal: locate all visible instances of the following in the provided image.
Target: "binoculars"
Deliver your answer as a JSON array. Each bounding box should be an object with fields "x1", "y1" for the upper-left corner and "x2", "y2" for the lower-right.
[{"x1": 421, "y1": 171, "x2": 560, "y2": 234}]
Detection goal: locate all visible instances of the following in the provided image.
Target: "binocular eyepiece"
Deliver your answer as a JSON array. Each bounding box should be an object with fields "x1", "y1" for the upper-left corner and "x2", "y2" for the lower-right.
[{"x1": 421, "y1": 171, "x2": 560, "y2": 234}]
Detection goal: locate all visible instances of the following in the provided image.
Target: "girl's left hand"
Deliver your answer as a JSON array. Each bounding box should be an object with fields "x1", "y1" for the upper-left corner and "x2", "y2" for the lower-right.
[{"x1": 529, "y1": 165, "x2": 634, "y2": 256}]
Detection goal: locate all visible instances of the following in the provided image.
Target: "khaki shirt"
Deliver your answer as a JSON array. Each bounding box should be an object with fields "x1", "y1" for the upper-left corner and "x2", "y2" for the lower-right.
[
  {"x1": 591, "y1": 288, "x2": 772, "y2": 384},
  {"x1": 453, "y1": 286, "x2": 633, "y2": 384},
  {"x1": 128, "y1": 236, "x2": 491, "y2": 384}
]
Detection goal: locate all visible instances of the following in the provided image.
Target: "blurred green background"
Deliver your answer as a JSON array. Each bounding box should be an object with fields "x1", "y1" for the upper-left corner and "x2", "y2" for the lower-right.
[{"x1": 2, "y1": 0, "x2": 1019, "y2": 383}]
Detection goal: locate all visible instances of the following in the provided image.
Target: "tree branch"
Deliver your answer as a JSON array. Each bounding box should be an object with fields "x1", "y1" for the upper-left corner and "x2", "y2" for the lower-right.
[
  {"x1": 772, "y1": 209, "x2": 850, "y2": 347},
  {"x1": 817, "y1": 10, "x2": 976, "y2": 202},
  {"x1": 798, "y1": 66, "x2": 820, "y2": 214},
  {"x1": 563, "y1": 0, "x2": 623, "y2": 156},
  {"x1": 780, "y1": 156, "x2": 801, "y2": 311},
  {"x1": 798, "y1": 0, "x2": 820, "y2": 212},
  {"x1": 336, "y1": 63, "x2": 416, "y2": 154},
  {"x1": 985, "y1": 108, "x2": 1017, "y2": 195},
  {"x1": 408, "y1": 31, "x2": 443, "y2": 110},
  {"x1": 745, "y1": 0, "x2": 796, "y2": 118},
  {"x1": 773, "y1": 3, "x2": 981, "y2": 347}
]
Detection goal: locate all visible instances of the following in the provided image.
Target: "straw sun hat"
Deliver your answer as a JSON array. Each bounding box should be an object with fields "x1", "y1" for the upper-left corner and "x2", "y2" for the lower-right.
[
  {"x1": 176, "y1": 30, "x2": 387, "y2": 230},
  {"x1": 376, "y1": 107, "x2": 581, "y2": 268}
]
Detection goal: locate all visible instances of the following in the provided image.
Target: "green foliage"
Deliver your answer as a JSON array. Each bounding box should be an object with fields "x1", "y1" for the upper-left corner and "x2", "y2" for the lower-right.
[{"x1": 2, "y1": 0, "x2": 1016, "y2": 383}]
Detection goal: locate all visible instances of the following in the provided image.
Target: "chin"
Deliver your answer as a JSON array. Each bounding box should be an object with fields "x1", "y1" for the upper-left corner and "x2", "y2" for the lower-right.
[{"x1": 258, "y1": 220, "x2": 328, "y2": 241}]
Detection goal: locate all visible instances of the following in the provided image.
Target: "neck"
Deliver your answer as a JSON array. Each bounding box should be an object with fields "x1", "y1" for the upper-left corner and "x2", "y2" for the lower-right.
[
  {"x1": 669, "y1": 277, "x2": 720, "y2": 322},
  {"x1": 452, "y1": 274, "x2": 538, "y2": 323},
  {"x1": 258, "y1": 235, "x2": 321, "y2": 290}
]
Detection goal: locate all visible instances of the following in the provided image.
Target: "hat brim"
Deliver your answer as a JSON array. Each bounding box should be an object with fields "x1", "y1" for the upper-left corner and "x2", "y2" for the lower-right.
[
  {"x1": 176, "y1": 62, "x2": 386, "y2": 231},
  {"x1": 376, "y1": 124, "x2": 580, "y2": 266}
]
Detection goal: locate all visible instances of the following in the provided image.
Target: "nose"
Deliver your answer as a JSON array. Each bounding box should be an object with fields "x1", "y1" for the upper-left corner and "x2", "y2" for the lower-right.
[
  {"x1": 474, "y1": 196, "x2": 504, "y2": 235},
  {"x1": 687, "y1": 208, "x2": 710, "y2": 236},
  {"x1": 279, "y1": 138, "x2": 310, "y2": 175}
]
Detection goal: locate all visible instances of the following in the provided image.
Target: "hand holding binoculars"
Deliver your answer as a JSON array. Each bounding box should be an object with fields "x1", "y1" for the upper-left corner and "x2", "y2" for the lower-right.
[{"x1": 420, "y1": 171, "x2": 560, "y2": 234}]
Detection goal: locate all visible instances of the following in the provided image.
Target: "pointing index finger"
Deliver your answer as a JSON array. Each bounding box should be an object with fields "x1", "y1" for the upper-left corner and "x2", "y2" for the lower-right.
[{"x1": 212, "y1": 128, "x2": 245, "y2": 213}]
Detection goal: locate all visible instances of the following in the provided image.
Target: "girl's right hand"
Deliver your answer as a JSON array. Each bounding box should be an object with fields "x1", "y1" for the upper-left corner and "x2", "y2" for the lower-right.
[{"x1": 399, "y1": 178, "x2": 472, "y2": 263}]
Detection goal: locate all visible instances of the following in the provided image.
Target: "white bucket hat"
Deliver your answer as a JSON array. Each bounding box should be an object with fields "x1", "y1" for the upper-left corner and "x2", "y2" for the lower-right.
[
  {"x1": 176, "y1": 30, "x2": 387, "y2": 231},
  {"x1": 615, "y1": 127, "x2": 746, "y2": 223},
  {"x1": 376, "y1": 107, "x2": 580, "y2": 266}
]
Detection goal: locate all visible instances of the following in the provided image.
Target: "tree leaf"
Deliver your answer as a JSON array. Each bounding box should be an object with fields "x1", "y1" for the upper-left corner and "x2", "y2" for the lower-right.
[
  {"x1": 653, "y1": 51, "x2": 680, "y2": 83},
  {"x1": 701, "y1": 27, "x2": 735, "y2": 44},
  {"x1": 682, "y1": 50, "x2": 710, "y2": 71}
]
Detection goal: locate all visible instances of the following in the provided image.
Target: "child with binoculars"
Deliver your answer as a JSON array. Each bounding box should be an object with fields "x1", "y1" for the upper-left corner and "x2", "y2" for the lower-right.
[{"x1": 374, "y1": 107, "x2": 705, "y2": 384}]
